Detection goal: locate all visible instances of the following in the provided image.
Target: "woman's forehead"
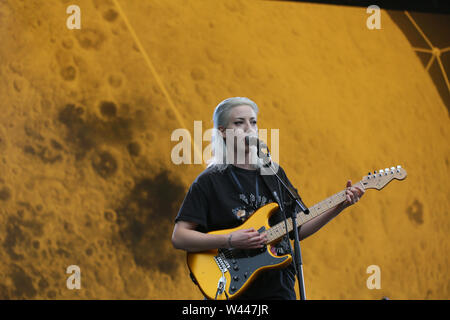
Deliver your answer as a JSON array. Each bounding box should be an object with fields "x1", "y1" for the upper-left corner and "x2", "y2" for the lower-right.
[{"x1": 229, "y1": 105, "x2": 257, "y2": 118}]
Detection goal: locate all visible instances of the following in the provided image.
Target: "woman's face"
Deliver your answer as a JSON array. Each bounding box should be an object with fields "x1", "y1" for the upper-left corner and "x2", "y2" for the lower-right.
[{"x1": 219, "y1": 104, "x2": 258, "y2": 156}]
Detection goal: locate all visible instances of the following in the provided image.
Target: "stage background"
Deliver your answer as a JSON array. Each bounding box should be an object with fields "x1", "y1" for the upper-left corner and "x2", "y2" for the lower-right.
[{"x1": 0, "y1": 0, "x2": 448, "y2": 299}]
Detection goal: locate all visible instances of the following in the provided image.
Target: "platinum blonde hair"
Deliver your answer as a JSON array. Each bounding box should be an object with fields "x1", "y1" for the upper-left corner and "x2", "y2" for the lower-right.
[{"x1": 206, "y1": 97, "x2": 259, "y2": 171}]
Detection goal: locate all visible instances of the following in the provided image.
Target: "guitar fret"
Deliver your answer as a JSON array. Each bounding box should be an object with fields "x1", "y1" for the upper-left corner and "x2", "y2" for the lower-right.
[
  {"x1": 301, "y1": 211, "x2": 311, "y2": 224},
  {"x1": 316, "y1": 202, "x2": 322, "y2": 212},
  {"x1": 324, "y1": 199, "x2": 332, "y2": 210},
  {"x1": 267, "y1": 188, "x2": 354, "y2": 243},
  {"x1": 274, "y1": 225, "x2": 279, "y2": 236}
]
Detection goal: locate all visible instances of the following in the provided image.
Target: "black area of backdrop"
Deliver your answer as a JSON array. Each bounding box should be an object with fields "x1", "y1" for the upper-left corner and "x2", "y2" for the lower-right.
[{"x1": 271, "y1": 0, "x2": 450, "y2": 14}]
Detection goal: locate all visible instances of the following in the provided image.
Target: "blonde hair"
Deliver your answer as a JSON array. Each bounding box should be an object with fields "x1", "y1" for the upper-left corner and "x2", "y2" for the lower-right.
[{"x1": 207, "y1": 97, "x2": 259, "y2": 171}]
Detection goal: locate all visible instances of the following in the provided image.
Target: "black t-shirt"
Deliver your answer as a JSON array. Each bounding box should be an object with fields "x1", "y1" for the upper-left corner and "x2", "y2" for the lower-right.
[{"x1": 175, "y1": 164, "x2": 302, "y2": 300}]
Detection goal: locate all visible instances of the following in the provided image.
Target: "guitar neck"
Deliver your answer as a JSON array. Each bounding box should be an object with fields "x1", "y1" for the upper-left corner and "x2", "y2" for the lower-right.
[{"x1": 265, "y1": 181, "x2": 364, "y2": 244}]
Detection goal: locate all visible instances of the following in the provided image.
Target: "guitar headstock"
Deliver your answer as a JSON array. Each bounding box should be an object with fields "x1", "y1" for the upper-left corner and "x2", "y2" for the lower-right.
[{"x1": 361, "y1": 165, "x2": 407, "y2": 190}]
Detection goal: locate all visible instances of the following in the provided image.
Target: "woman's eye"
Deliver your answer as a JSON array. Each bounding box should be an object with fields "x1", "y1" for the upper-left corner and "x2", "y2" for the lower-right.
[{"x1": 234, "y1": 122, "x2": 243, "y2": 125}]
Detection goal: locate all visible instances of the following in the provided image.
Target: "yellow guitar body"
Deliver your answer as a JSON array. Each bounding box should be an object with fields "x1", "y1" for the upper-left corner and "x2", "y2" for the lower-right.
[{"x1": 187, "y1": 202, "x2": 292, "y2": 300}]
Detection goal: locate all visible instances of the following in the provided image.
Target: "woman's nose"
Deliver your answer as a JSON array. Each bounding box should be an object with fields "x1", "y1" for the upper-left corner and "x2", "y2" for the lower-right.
[{"x1": 243, "y1": 120, "x2": 252, "y2": 132}]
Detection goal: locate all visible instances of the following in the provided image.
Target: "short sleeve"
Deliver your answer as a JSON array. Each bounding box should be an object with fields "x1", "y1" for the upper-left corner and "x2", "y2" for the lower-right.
[{"x1": 175, "y1": 181, "x2": 209, "y2": 232}]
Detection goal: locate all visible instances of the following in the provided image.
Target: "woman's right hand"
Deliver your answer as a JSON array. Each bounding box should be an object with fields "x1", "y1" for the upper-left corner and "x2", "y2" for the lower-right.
[{"x1": 228, "y1": 228, "x2": 267, "y2": 249}]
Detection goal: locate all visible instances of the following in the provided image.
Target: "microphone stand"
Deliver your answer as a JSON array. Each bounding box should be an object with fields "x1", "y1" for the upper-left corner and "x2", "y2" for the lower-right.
[{"x1": 256, "y1": 141, "x2": 308, "y2": 300}]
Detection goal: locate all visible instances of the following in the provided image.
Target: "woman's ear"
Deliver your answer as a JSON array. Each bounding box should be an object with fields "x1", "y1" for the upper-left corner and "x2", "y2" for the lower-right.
[{"x1": 218, "y1": 126, "x2": 226, "y2": 139}]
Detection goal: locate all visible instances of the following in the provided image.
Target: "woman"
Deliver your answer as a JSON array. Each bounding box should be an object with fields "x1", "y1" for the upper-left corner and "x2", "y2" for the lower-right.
[{"x1": 172, "y1": 97, "x2": 364, "y2": 299}]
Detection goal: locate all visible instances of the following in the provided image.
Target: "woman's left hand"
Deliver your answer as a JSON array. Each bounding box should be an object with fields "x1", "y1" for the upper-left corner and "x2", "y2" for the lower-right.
[{"x1": 342, "y1": 180, "x2": 365, "y2": 208}]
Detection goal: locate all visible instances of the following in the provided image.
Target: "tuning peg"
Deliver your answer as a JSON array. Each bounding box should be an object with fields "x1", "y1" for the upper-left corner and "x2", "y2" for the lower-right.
[
  {"x1": 379, "y1": 169, "x2": 384, "y2": 176},
  {"x1": 390, "y1": 167, "x2": 395, "y2": 170},
  {"x1": 396, "y1": 165, "x2": 401, "y2": 172}
]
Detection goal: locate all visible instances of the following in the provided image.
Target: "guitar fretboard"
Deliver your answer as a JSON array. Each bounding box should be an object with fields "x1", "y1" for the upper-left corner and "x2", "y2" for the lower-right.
[{"x1": 265, "y1": 182, "x2": 363, "y2": 244}]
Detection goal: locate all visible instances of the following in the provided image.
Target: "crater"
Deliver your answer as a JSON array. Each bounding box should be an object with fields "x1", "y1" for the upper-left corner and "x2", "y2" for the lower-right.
[
  {"x1": 23, "y1": 144, "x2": 63, "y2": 164},
  {"x1": 127, "y1": 141, "x2": 141, "y2": 157},
  {"x1": 60, "y1": 65, "x2": 76, "y2": 81},
  {"x1": 57, "y1": 102, "x2": 138, "y2": 159},
  {"x1": 10, "y1": 264, "x2": 37, "y2": 299},
  {"x1": 406, "y1": 199, "x2": 424, "y2": 225},
  {"x1": 115, "y1": 170, "x2": 185, "y2": 277},
  {"x1": 103, "y1": 8, "x2": 118, "y2": 22},
  {"x1": 104, "y1": 209, "x2": 117, "y2": 222},
  {"x1": 91, "y1": 150, "x2": 118, "y2": 178},
  {"x1": 0, "y1": 186, "x2": 12, "y2": 201},
  {"x1": 190, "y1": 67, "x2": 205, "y2": 81},
  {"x1": 61, "y1": 38, "x2": 74, "y2": 49},
  {"x1": 99, "y1": 101, "x2": 117, "y2": 118},
  {"x1": 108, "y1": 74, "x2": 122, "y2": 88},
  {"x1": 75, "y1": 28, "x2": 106, "y2": 50}
]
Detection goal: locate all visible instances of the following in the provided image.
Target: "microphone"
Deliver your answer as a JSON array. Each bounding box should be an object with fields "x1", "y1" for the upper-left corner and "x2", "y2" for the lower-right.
[
  {"x1": 244, "y1": 135, "x2": 271, "y2": 166},
  {"x1": 244, "y1": 135, "x2": 268, "y2": 149}
]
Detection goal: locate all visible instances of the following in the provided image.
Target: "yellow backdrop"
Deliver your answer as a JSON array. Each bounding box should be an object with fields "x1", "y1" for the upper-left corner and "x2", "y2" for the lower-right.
[{"x1": 0, "y1": 0, "x2": 448, "y2": 299}]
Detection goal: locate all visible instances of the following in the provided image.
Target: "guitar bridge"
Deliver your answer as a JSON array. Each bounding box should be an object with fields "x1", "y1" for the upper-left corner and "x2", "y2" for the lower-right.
[{"x1": 214, "y1": 252, "x2": 231, "y2": 273}]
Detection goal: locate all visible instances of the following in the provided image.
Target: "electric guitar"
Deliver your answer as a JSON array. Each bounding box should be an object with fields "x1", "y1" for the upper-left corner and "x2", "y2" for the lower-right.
[{"x1": 187, "y1": 165, "x2": 407, "y2": 300}]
